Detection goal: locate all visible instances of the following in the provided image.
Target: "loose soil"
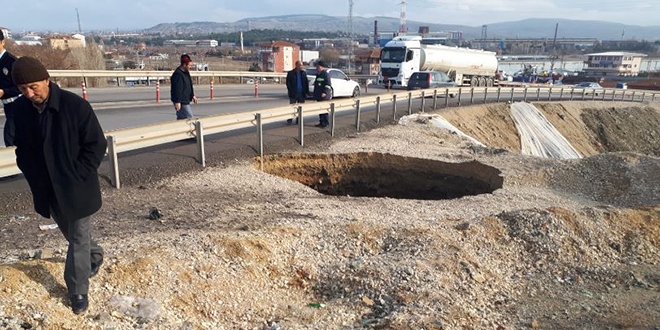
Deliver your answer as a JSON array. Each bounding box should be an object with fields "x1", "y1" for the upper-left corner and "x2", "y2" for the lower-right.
[{"x1": 0, "y1": 101, "x2": 659, "y2": 330}]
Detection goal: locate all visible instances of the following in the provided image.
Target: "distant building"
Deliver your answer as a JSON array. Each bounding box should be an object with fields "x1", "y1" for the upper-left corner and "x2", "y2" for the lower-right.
[
  {"x1": 196, "y1": 40, "x2": 218, "y2": 48},
  {"x1": 260, "y1": 41, "x2": 300, "y2": 72},
  {"x1": 14, "y1": 34, "x2": 43, "y2": 46},
  {"x1": 49, "y1": 35, "x2": 86, "y2": 50},
  {"x1": 163, "y1": 40, "x2": 197, "y2": 47},
  {"x1": 583, "y1": 51, "x2": 647, "y2": 76},
  {"x1": 354, "y1": 48, "x2": 381, "y2": 75},
  {"x1": 300, "y1": 50, "x2": 319, "y2": 64}
]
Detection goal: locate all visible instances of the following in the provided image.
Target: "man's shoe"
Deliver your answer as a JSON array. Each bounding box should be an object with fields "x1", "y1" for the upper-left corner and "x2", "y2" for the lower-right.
[
  {"x1": 70, "y1": 294, "x2": 88, "y2": 314},
  {"x1": 90, "y1": 256, "x2": 104, "y2": 278},
  {"x1": 314, "y1": 123, "x2": 328, "y2": 128},
  {"x1": 286, "y1": 119, "x2": 293, "y2": 125}
]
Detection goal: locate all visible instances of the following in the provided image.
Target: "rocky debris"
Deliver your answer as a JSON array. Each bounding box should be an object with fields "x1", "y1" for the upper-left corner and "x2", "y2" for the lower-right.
[{"x1": 0, "y1": 102, "x2": 659, "y2": 329}]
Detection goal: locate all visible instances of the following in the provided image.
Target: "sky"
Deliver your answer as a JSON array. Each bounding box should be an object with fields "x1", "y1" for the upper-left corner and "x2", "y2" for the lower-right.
[{"x1": 1, "y1": 0, "x2": 658, "y2": 33}]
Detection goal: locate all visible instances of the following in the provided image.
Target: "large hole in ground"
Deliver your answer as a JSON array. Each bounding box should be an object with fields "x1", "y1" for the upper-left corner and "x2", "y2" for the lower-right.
[{"x1": 259, "y1": 152, "x2": 503, "y2": 200}]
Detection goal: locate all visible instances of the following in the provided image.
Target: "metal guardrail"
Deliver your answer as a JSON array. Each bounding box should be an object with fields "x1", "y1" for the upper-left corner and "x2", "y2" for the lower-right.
[
  {"x1": 47, "y1": 70, "x2": 378, "y2": 81},
  {"x1": 1, "y1": 86, "x2": 658, "y2": 186}
]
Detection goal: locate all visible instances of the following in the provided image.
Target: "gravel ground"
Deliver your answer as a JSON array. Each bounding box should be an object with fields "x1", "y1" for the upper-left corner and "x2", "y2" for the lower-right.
[{"x1": 0, "y1": 101, "x2": 659, "y2": 330}]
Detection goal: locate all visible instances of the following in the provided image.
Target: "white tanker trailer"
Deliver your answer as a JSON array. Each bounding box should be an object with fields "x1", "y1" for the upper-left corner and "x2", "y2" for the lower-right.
[{"x1": 379, "y1": 36, "x2": 499, "y2": 88}]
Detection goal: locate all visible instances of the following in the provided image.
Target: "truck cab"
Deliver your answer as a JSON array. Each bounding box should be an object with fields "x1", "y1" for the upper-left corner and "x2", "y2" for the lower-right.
[{"x1": 379, "y1": 36, "x2": 422, "y2": 88}]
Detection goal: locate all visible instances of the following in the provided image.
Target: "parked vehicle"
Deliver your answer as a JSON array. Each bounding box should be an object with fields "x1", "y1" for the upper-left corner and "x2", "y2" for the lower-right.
[
  {"x1": 306, "y1": 68, "x2": 361, "y2": 98},
  {"x1": 379, "y1": 35, "x2": 498, "y2": 88},
  {"x1": 407, "y1": 71, "x2": 457, "y2": 97},
  {"x1": 572, "y1": 82, "x2": 604, "y2": 95},
  {"x1": 616, "y1": 82, "x2": 628, "y2": 89}
]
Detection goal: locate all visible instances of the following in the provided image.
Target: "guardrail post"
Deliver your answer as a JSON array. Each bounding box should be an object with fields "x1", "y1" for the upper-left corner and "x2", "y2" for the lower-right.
[
  {"x1": 407, "y1": 92, "x2": 413, "y2": 115},
  {"x1": 156, "y1": 81, "x2": 160, "y2": 103},
  {"x1": 116, "y1": 76, "x2": 120, "y2": 87},
  {"x1": 297, "y1": 106, "x2": 304, "y2": 146},
  {"x1": 483, "y1": 87, "x2": 488, "y2": 104},
  {"x1": 536, "y1": 87, "x2": 541, "y2": 101},
  {"x1": 523, "y1": 87, "x2": 528, "y2": 102},
  {"x1": 107, "y1": 136, "x2": 120, "y2": 189},
  {"x1": 458, "y1": 88, "x2": 462, "y2": 107},
  {"x1": 256, "y1": 113, "x2": 263, "y2": 170},
  {"x1": 432, "y1": 90, "x2": 438, "y2": 109},
  {"x1": 570, "y1": 88, "x2": 575, "y2": 101},
  {"x1": 548, "y1": 87, "x2": 552, "y2": 101},
  {"x1": 611, "y1": 90, "x2": 616, "y2": 101},
  {"x1": 195, "y1": 121, "x2": 206, "y2": 167},
  {"x1": 376, "y1": 96, "x2": 381, "y2": 124},
  {"x1": 559, "y1": 88, "x2": 564, "y2": 101},
  {"x1": 254, "y1": 79, "x2": 259, "y2": 98},
  {"x1": 497, "y1": 87, "x2": 501, "y2": 103},
  {"x1": 591, "y1": 89, "x2": 596, "y2": 101},
  {"x1": 355, "y1": 99, "x2": 361, "y2": 131},
  {"x1": 392, "y1": 94, "x2": 398, "y2": 120},
  {"x1": 652, "y1": 93, "x2": 656, "y2": 102},
  {"x1": 445, "y1": 89, "x2": 449, "y2": 108},
  {"x1": 631, "y1": 91, "x2": 636, "y2": 102},
  {"x1": 81, "y1": 80, "x2": 88, "y2": 101},
  {"x1": 601, "y1": 90, "x2": 606, "y2": 101},
  {"x1": 470, "y1": 87, "x2": 475, "y2": 104},
  {"x1": 210, "y1": 79, "x2": 215, "y2": 100},
  {"x1": 620, "y1": 90, "x2": 626, "y2": 101},
  {"x1": 420, "y1": 91, "x2": 426, "y2": 112},
  {"x1": 641, "y1": 93, "x2": 646, "y2": 103},
  {"x1": 581, "y1": 89, "x2": 586, "y2": 101},
  {"x1": 510, "y1": 87, "x2": 514, "y2": 103},
  {"x1": 330, "y1": 103, "x2": 336, "y2": 137}
]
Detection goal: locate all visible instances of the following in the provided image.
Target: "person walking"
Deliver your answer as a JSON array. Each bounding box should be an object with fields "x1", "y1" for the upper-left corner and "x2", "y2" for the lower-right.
[
  {"x1": 11, "y1": 57, "x2": 106, "y2": 314},
  {"x1": 313, "y1": 60, "x2": 332, "y2": 128},
  {"x1": 0, "y1": 30, "x2": 20, "y2": 146},
  {"x1": 170, "y1": 54, "x2": 198, "y2": 120},
  {"x1": 285, "y1": 60, "x2": 309, "y2": 125}
]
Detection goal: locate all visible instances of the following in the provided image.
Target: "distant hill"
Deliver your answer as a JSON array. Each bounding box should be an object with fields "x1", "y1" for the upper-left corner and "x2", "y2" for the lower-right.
[{"x1": 143, "y1": 15, "x2": 660, "y2": 40}]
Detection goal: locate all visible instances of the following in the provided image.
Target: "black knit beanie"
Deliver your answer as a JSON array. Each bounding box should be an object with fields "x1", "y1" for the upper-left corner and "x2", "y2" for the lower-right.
[{"x1": 12, "y1": 56, "x2": 50, "y2": 85}]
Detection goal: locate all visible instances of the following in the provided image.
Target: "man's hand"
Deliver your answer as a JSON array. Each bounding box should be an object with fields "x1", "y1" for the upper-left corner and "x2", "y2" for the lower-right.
[
  {"x1": 321, "y1": 93, "x2": 326, "y2": 98},
  {"x1": 174, "y1": 102, "x2": 181, "y2": 111},
  {"x1": 192, "y1": 96, "x2": 198, "y2": 104},
  {"x1": 0, "y1": 89, "x2": 4, "y2": 99}
]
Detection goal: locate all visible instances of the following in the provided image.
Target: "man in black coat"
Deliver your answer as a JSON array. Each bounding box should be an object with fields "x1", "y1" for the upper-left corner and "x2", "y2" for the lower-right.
[
  {"x1": 285, "y1": 60, "x2": 309, "y2": 124},
  {"x1": 0, "y1": 30, "x2": 20, "y2": 146},
  {"x1": 170, "y1": 53, "x2": 198, "y2": 120},
  {"x1": 12, "y1": 57, "x2": 107, "y2": 314}
]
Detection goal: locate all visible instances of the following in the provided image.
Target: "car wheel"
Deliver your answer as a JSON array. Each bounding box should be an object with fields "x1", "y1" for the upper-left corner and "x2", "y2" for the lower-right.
[{"x1": 351, "y1": 86, "x2": 360, "y2": 98}]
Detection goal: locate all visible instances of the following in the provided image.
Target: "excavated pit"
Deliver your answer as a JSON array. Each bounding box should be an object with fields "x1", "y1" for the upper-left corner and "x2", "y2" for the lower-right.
[{"x1": 259, "y1": 152, "x2": 503, "y2": 200}]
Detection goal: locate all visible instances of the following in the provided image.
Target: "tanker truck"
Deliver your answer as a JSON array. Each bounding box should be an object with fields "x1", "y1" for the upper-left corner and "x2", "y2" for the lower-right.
[{"x1": 379, "y1": 36, "x2": 499, "y2": 88}]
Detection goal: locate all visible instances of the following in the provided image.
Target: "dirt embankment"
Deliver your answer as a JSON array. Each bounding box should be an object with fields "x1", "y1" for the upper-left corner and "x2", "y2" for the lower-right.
[{"x1": 1, "y1": 100, "x2": 659, "y2": 330}]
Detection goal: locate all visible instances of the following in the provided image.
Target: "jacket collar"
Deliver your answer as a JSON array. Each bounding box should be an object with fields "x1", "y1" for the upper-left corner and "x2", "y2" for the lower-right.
[{"x1": 44, "y1": 82, "x2": 62, "y2": 113}]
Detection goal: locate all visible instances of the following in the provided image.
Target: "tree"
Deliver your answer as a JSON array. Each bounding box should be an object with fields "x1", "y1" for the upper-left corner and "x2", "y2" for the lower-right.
[{"x1": 319, "y1": 48, "x2": 340, "y2": 67}]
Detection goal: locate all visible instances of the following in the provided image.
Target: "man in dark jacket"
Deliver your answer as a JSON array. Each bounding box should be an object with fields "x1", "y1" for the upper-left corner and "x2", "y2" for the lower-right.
[
  {"x1": 12, "y1": 57, "x2": 107, "y2": 315},
  {"x1": 285, "y1": 60, "x2": 309, "y2": 124},
  {"x1": 0, "y1": 30, "x2": 21, "y2": 146},
  {"x1": 313, "y1": 61, "x2": 332, "y2": 128},
  {"x1": 170, "y1": 54, "x2": 198, "y2": 120}
]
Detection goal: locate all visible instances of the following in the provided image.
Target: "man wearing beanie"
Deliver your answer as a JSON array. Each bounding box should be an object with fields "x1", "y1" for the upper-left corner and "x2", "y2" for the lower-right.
[
  {"x1": 0, "y1": 30, "x2": 20, "y2": 146},
  {"x1": 170, "y1": 53, "x2": 198, "y2": 119},
  {"x1": 11, "y1": 56, "x2": 107, "y2": 314}
]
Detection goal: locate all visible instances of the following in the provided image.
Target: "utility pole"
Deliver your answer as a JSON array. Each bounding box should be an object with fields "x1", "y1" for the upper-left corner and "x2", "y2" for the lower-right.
[
  {"x1": 481, "y1": 25, "x2": 487, "y2": 39},
  {"x1": 76, "y1": 8, "x2": 82, "y2": 33},
  {"x1": 550, "y1": 23, "x2": 559, "y2": 72},
  {"x1": 348, "y1": 0, "x2": 354, "y2": 74},
  {"x1": 399, "y1": 0, "x2": 407, "y2": 34}
]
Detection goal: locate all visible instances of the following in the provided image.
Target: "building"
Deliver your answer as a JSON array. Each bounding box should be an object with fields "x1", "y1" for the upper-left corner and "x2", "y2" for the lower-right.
[
  {"x1": 583, "y1": 52, "x2": 647, "y2": 76},
  {"x1": 300, "y1": 50, "x2": 319, "y2": 65},
  {"x1": 196, "y1": 40, "x2": 218, "y2": 48},
  {"x1": 260, "y1": 41, "x2": 300, "y2": 73},
  {"x1": 163, "y1": 40, "x2": 198, "y2": 47},
  {"x1": 14, "y1": 34, "x2": 43, "y2": 46},
  {"x1": 49, "y1": 35, "x2": 86, "y2": 50}
]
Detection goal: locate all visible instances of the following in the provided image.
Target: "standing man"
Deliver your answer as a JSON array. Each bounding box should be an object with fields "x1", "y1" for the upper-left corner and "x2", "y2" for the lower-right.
[
  {"x1": 0, "y1": 30, "x2": 20, "y2": 146},
  {"x1": 170, "y1": 54, "x2": 198, "y2": 120},
  {"x1": 313, "y1": 60, "x2": 332, "y2": 128},
  {"x1": 285, "y1": 60, "x2": 309, "y2": 125},
  {"x1": 11, "y1": 57, "x2": 106, "y2": 314}
]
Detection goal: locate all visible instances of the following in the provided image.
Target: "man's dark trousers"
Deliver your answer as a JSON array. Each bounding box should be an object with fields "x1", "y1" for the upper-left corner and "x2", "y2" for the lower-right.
[
  {"x1": 51, "y1": 206, "x2": 104, "y2": 295},
  {"x1": 3, "y1": 103, "x2": 16, "y2": 146}
]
